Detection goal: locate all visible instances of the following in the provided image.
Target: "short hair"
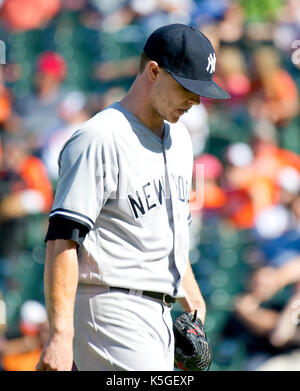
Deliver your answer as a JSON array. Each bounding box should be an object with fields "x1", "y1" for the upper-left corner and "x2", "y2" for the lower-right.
[{"x1": 138, "y1": 51, "x2": 151, "y2": 73}]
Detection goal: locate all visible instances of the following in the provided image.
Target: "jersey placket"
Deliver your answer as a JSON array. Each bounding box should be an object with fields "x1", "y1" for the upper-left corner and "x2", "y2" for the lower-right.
[{"x1": 162, "y1": 140, "x2": 182, "y2": 296}]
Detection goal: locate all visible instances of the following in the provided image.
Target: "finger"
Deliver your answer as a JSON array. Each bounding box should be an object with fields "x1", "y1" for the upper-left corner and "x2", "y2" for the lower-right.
[{"x1": 46, "y1": 367, "x2": 58, "y2": 371}]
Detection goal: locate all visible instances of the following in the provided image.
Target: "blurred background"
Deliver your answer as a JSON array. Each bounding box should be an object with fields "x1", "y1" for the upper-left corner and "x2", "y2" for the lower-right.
[{"x1": 0, "y1": 0, "x2": 300, "y2": 371}]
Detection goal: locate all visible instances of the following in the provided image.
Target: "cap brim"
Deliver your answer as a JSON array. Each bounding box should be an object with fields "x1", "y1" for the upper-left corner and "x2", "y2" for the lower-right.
[{"x1": 171, "y1": 74, "x2": 230, "y2": 99}]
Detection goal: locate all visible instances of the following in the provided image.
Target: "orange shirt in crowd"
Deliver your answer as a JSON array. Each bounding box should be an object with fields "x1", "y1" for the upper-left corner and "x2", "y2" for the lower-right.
[
  {"x1": 1, "y1": 348, "x2": 42, "y2": 371},
  {"x1": 264, "y1": 69, "x2": 299, "y2": 125},
  {"x1": 19, "y1": 155, "x2": 53, "y2": 212}
]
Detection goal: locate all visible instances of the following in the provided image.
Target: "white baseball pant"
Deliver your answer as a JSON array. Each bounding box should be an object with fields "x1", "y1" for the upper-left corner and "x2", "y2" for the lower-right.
[{"x1": 73, "y1": 285, "x2": 175, "y2": 371}]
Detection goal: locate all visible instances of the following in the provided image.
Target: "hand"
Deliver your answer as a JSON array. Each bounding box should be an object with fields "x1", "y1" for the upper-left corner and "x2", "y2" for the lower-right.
[
  {"x1": 36, "y1": 332, "x2": 73, "y2": 371},
  {"x1": 249, "y1": 267, "x2": 283, "y2": 302},
  {"x1": 234, "y1": 293, "x2": 260, "y2": 318},
  {"x1": 270, "y1": 293, "x2": 300, "y2": 347}
]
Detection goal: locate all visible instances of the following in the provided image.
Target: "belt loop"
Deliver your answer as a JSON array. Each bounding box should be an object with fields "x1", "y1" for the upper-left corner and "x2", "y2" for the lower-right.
[{"x1": 129, "y1": 289, "x2": 143, "y2": 297}]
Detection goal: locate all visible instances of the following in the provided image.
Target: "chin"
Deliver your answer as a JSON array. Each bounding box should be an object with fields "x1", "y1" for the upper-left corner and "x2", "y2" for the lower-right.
[{"x1": 165, "y1": 114, "x2": 180, "y2": 123}]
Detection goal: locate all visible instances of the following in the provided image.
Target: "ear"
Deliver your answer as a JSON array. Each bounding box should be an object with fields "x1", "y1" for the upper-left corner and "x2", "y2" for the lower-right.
[{"x1": 147, "y1": 61, "x2": 160, "y2": 82}]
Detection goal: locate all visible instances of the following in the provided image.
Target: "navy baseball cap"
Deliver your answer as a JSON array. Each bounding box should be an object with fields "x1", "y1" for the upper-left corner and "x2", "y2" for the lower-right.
[{"x1": 143, "y1": 24, "x2": 230, "y2": 99}]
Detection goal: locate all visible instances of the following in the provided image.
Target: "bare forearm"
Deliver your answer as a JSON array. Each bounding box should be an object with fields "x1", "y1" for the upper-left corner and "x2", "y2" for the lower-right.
[
  {"x1": 235, "y1": 293, "x2": 279, "y2": 336},
  {"x1": 36, "y1": 239, "x2": 78, "y2": 371},
  {"x1": 279, "y1": 256, "x2": 300, "y2": 287},
  {"x1": 44, "y1": 240, "x2": 78, "y2": 337},
  {"x1": 178, "y1": 261, "x2": 206, "y2": 323},
  {"x1": 239, "y1": 307, "x2": 279, "y2": 336}
]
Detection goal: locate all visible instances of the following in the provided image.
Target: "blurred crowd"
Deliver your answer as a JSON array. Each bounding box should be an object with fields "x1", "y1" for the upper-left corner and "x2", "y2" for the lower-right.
[{"x1": 0, "y1": 0, "x2": 300, "y2": 371}]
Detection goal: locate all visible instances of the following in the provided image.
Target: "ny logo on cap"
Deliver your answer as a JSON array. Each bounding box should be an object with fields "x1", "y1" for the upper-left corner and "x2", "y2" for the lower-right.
[{"x1": 206, "y1": 53, "x2": 216, "y2": 74}]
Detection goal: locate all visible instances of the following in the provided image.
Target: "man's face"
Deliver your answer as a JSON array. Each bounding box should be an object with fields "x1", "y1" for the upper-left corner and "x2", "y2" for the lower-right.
[{"x1": 151, "y1": 68, "x2": 201, "y2": 123}]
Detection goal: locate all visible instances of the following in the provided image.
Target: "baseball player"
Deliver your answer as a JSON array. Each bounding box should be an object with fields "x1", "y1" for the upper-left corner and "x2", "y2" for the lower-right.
[{"x1": 36, "y1": 24, "x2": 229, "y2": 371}]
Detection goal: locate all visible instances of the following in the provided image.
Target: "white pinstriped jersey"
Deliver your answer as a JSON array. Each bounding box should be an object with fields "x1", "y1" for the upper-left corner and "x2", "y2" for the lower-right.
[{"x1": 50, "y1": 102, "x2": 193, "y2": 297}]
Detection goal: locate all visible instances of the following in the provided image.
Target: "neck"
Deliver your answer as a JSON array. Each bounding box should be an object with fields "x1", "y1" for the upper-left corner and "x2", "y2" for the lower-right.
[{"x1": 119, "y1": 77, "x2": 165, "y2": 139}]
